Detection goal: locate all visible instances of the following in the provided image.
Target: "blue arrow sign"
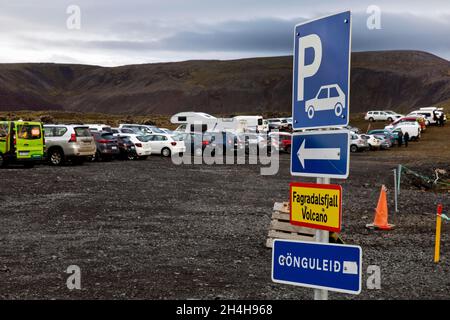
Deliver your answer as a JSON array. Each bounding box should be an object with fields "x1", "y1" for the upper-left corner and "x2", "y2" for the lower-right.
[
  {"x1": 292, "y1": 11, "x2": 351, "y2": 130},
  {"x1": 290, "y1": 130, "x2": 350, "y2": 179},
  {"x1": 272, "y1": 239, "x2": 362, "y2": 294}
]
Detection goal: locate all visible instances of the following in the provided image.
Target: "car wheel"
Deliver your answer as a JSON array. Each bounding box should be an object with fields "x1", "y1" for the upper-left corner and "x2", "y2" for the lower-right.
[
  {"x1": 334, "y1": 103, "x2": 343, "y2": 117},
  {"x1": 0, "y1": 153, "x2": 8, "y2": 168},
  {"x1": 350, "y1": 145, "x2": 358, "y2": 153},
  {"x1": 49, "y1": 148, "x2": 64, "y2": 166},
  {"x1": 369, "y1": 117, "x2": 374, "y2": 122},
  {"x1": 307, "y1": 106, "x2": 315, "y2": 119},
  {"x1": 387, "y1": 117, "x2": 393, "y2": 122},
  {"x1": 162, "y1": 147, "x2": 171, "y2": 157},
  {"x1": 94, "y1": 151, "x2": 103, "y2": 162}
]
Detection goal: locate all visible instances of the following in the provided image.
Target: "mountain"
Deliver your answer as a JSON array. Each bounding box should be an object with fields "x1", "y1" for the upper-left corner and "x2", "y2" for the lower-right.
[{"x1": 0, "y1": 50, "x2": 449, "y2": 115}]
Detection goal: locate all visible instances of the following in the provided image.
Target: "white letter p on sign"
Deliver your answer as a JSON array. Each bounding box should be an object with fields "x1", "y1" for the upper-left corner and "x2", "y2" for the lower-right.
[{"x1": 297, "y1": 34, "x2": 322, "y2": 101}]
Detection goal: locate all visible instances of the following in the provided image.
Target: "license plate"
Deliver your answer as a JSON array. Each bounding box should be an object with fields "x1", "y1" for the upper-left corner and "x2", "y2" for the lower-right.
[
  {"x1": 111, "y1": 146, "x2": 117, "y2": 150},
  {"x1": 19, "y1": 151, "x2": 29, "y2": 156}
]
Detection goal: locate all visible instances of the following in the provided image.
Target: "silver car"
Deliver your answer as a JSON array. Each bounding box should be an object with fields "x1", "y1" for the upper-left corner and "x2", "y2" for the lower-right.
[
  {"x1": 44, "y1": 125, "x2": 96, "y2": 165},
  {"x1": 350, "y1": 134, "x2": 369, "y2": 153}
]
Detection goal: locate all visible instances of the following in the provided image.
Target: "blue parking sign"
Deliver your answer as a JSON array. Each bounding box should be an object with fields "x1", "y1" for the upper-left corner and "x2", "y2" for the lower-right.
[
  {"x1": 290, "y1": 130, "x2": 350, "y2": 179},
  {"x1": 292, "y1": 11, "x2": 351, "y2": 130}
]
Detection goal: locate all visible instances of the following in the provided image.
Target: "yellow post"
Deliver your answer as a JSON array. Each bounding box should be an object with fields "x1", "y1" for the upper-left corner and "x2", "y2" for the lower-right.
[{"x1": 434, "y1": 204, "x2": 443, "y2": 263}]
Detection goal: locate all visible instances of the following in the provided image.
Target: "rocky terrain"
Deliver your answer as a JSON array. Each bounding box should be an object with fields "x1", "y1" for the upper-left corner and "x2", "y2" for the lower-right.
[{"x1": 0, "y1": 50, "x2": 449, "y2": 115}]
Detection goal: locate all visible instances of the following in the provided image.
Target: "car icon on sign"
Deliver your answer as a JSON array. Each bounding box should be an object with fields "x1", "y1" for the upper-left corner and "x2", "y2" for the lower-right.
[{"x1": 305, "y1": 84, "x2": 346, "y2": 119}]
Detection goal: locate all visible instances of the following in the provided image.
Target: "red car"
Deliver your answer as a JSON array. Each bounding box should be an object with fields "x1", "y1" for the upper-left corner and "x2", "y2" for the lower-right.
[{"x1": 270, "y1": 133, "x2": 292, "y2": 153}]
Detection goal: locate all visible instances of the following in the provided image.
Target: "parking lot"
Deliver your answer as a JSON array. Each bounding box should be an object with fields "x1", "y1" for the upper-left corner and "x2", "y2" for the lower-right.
[{"x1": 0, "y1": 124, "x2": 449, "y2": 299}]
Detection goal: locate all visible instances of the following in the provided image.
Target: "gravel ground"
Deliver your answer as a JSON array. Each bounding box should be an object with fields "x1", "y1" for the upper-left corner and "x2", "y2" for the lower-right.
[{"x1": 0, "y1": 127, "x2": 449, "y2": 300}]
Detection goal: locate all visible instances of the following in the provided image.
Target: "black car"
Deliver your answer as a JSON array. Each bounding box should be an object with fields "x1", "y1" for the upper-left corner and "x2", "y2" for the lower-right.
[
  {"x1": 91, "y1": 132, "x2": 120, "y2": 161},
  {"x1": 116, "y1": 135, "x2": 137, "y2": 160}
]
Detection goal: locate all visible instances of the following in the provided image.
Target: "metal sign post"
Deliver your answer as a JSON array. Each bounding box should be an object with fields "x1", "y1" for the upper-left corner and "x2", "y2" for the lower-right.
[
  {"x1": 272, "y1": 10, "x2": 362, "y2": 300},
  {"x1": 314, "y1": 177, "x2": 330, "y2": 300}
]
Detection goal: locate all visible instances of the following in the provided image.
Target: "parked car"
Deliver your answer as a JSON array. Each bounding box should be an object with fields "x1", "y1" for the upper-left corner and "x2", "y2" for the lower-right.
[
  {"x1": 86, "y1": 124, "x2": 112, "y2": 133},
  {"x1": 344, "y1": 125, "x2": 360, "y2": 134},
  {"x1": 407, "y1": 110, "x2": 436, "y2": 125},
  {"x1": 384, "y1": 110, "x2": 404, "y2": 120},
  {"x1": 116, "y1": 135, "x2": 137, "y2": 160},
  {"x1": 43, "y1": 125, "x2": 96, "y2": 166},
  {"x1": 350, "y1": 134, "x2": 370, "y2": 153},
  {"x1": 111, "y1": 127, "x2": 138, "y2": 136},
  {"x1": 360, "y1": 134, "x2": 383, "y2": 150},
  {"x1": 385, "y1": 121, "x2": 421, "y2": 140},
  {"x1": 91, "y1": 132, "x2": 120, "y2": 161},
  {"x1": 364, "y1": 111, "x2": 402, "y2": 122},
  {"x1": 269, "y1": 132, "x2": 292, "y2": 153},
  {"x1": 367, "y1": 129, "x2": 397, "y2": 145},
  {"x1": 283, "y1": 118, "x2": 293, "y2": 130},
  {"x1": 239, "y1": 133, "x2": 270, "y2": 154},
  {"x1": 175, "y1": 132, "x2": 214, "y2": 156},
  {"x1": 390, "y1": 117, "x2": 426, "y2": 132},
  {"x1": 419, "y1": 107, "x2": 447, "y2": 124},
  {"x1": 209, "y1": 131, "x2": 245, "y2": 156},
  {"x1": 267, "y1": 118, "x2": 289, "y2": 131},
  {"x1": 373, "y1": 135, "x2": 392, "y2": 149},
  {"x1": 119, "y1": 124, "x2": 165, "y2": 135},
  {"x1": 144, "y1": 133, "x2": 186, "y2": 157},
  {"x1": 159, "y1": 128, "x2": 174, "y2": 135},
  {"x1": 118, "y1": 134, "x2": 152, "y2": 159},
  {"x1": 0, "y1": 121, "x2": 44, "y2": 167}
]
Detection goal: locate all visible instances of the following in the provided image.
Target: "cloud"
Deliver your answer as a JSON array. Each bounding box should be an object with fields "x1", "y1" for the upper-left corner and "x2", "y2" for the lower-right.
[{"x1": 0, "y1": 1, "x2": 449, "y2": 65}]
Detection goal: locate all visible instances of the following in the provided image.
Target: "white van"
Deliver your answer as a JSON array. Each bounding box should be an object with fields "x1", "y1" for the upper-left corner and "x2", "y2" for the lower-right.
[
  {"x1": 385, "y1": 122, "x2": 421, "y2": 140},
  {"x1": 407, "y1": 110, "x2": 436, "y2": 125},
  {"x1": 170, "y1": 112, "x2": 265, "y2": 133}
]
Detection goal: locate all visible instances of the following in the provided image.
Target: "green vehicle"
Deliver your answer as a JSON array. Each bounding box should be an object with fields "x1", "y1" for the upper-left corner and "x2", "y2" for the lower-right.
[{"x1": 0, "y1": 121, "x2": 45, "y2": 168}]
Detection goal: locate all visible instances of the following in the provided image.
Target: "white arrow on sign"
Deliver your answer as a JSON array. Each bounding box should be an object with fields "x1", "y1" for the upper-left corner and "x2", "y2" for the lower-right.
[{"x1": 297, "y1": 140, "x2": 341, "y2": 168}]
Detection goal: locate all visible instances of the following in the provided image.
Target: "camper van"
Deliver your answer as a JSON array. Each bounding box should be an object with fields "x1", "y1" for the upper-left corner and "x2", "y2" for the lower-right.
[
  {"x1": 171, "y1": 112, "x2": 265, "y2": 133},
  {"x1": 232, "y1": 116, "x2": 266, "y2": 132},
  {"x1": 171, "y1": 112, "x2": 218, "y2": 133},
  {"x1": 0, "y1": 121, "x2": 45, "y2": 167}
]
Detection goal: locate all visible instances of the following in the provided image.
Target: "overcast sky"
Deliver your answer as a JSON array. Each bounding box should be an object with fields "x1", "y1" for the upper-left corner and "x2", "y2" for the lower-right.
[{"x1": 0, "y1": 0, "x2": 449, "y2": 66}]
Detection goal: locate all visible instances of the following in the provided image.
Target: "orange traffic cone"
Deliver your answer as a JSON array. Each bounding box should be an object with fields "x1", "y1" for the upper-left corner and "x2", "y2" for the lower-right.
[{"x1": 366, "y1": 185, "x2": 395, "y2": 230}]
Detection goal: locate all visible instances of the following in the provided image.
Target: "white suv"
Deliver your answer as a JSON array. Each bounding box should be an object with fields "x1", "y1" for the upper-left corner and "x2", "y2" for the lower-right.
[
  {"x1": 44, "y1": 125, "x2": 96, "y2": 165},
  {"x1": 365, "y1": 111, "x2": 402, "y2": 122}
]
